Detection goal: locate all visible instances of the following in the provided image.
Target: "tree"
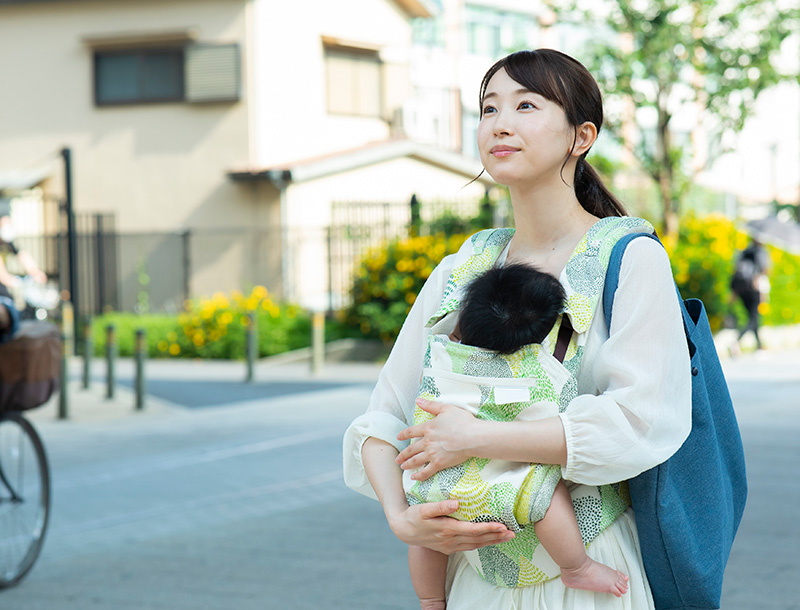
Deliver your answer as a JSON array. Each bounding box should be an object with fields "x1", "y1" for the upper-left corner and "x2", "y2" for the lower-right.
[{"x1": 551, "y1": 0, "x2": 800, "y2": 235}]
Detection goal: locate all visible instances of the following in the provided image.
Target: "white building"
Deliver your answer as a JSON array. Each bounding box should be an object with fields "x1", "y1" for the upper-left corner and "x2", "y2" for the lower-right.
[{"x1": 0, "y1": 0, "x2": 493, "y2": 312}]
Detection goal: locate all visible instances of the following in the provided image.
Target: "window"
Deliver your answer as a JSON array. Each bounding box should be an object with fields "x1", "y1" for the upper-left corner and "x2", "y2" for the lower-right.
[
  {"x1": 95, "y1": 49, "x2": 184, "y2": 105},
  {"x1": 324, "y1": 45, "x2": 382, "y2": 117},
  {"x1": 93, "y1": 43, "x2": 240, "y2": 106},
  {"x1": 465, "y1": 5, "x2": 536, "y2": 57}
]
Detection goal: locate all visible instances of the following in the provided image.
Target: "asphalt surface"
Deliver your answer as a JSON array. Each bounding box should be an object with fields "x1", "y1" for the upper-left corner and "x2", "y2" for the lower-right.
[{"x1": 0, "y1": 347, "x2": 797, "y2": 609}]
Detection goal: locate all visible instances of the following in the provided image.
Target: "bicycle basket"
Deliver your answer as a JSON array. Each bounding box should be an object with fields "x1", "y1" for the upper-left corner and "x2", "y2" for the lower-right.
[{"x1": 0, "y1": 321, "x2": 61, "y2": 412}]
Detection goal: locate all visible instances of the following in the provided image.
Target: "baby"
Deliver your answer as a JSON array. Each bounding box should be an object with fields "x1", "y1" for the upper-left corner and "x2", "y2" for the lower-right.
[{"x1": 407, "y1": 263, "x2": 628, "y2": 610}]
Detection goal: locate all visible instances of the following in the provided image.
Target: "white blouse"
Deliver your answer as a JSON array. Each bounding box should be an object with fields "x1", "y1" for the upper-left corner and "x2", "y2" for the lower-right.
[{"x1": 343, "y1": 236, "x2": 692, "y2": 499}]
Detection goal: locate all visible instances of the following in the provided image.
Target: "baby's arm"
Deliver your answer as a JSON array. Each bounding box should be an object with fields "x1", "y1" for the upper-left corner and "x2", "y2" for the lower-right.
[{"x1": 409, "y1": 545, "x2": 448, "y2": 610}]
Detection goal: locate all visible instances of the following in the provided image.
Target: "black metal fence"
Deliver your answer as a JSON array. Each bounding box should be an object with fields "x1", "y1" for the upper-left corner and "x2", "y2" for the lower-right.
[{"x1": 9, "y1": 196, "x2": 488, "y2": 316}]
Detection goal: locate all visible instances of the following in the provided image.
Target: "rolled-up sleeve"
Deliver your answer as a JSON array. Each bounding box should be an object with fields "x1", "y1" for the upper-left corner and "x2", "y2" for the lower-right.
[
  {"x1": 560, "y1": 238, "x2": 692, "y2": 486},
  {"x1": 343, "y1": 258, "x2": 454, "y2": 499}
]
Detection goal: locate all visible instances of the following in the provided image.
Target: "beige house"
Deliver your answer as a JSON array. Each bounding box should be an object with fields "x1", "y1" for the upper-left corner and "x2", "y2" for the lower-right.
[{"x1": 0, "y1": 0, "x2": 492, "y2": 312}]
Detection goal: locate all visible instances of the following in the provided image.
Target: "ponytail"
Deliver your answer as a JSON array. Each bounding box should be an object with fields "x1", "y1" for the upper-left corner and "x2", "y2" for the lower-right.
[{"x1": 574, "y1": 157, "x2": 627, "y2": 218}]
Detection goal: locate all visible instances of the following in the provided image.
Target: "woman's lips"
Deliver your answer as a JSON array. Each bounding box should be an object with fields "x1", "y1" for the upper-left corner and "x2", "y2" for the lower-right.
[{"x1": 490, "y1": 146, "x2": 519, "y2": 157}]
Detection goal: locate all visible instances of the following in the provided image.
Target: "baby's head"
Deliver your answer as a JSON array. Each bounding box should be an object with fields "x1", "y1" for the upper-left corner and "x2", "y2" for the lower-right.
[{"x1": 457, "y1": 263, "x2": 565, "y2": 354}]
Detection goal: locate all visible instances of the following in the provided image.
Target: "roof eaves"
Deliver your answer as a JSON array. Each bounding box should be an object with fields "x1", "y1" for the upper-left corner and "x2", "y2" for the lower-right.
[{"x1": 228, "y1": 140, "x2": 494, "y2": 187}]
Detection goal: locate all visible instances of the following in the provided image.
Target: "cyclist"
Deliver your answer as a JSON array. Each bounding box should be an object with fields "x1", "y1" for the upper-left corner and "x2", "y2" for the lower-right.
[{"x1": 0, "y1": 210, "x2": 47, "y2": 298}]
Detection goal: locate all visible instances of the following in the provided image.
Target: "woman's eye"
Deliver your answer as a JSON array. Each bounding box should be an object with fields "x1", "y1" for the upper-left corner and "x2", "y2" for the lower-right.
[
  {"x1": 518, "y1": 101, "x2": 536, "y2": 110},
  {"x1": 482, "y1": 105, "x2": 496, "y2": 115}
]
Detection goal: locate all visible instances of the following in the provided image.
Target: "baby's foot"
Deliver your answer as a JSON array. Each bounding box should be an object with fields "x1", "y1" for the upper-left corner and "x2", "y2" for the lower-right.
[
  {"x1": 560, "y1": 556, "x2": 629, "y2": 597},
  {"x1": 419, "y1": 598, "x2": 446, "y2": 610}
]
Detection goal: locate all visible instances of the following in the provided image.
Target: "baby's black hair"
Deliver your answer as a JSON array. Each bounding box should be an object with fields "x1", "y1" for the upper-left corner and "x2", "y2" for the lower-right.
[{"x1": 458, "y1": 263, "x2": 565, "y2": 354}]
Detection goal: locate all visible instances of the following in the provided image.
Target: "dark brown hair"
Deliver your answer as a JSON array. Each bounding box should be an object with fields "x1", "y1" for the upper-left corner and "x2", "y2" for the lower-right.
[
  {"x1": 479, "y1": 49, "x2": 627, "y2": 218},
  {"x1": 458, "y1": 263, "x2": 565, "y2": 354}
]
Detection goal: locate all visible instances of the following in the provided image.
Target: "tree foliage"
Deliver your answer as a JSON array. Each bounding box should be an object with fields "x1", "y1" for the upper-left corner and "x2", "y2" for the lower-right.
[{"x1": 551, "y1": 0, "x2": 800, "y2": 235}]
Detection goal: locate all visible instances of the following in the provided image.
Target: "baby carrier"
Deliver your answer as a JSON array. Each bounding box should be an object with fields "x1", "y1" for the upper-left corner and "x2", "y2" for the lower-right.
[{"x1": 403, "y1": 216, "x2": 654, "y2": 588}]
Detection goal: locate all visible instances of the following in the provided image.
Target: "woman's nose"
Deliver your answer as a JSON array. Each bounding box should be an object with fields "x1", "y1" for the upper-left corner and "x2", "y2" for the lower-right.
[{"x1": 493, "y1": 112, "x2": 513, "y2": 136}]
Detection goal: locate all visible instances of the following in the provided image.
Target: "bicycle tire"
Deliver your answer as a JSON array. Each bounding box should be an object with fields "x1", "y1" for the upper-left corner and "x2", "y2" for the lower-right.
[{"x1": 0, "y1": 412, "x2": 50, "y2": 589}]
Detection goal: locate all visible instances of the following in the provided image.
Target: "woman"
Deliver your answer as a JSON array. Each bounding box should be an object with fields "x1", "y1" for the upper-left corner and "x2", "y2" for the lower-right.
[{"x1": 343, "y1": 49, "x2": 691, "y2": 609}]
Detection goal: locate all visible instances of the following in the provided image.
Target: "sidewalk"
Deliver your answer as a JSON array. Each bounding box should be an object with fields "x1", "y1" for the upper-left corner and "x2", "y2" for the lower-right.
[
  {"x1": 26, "y1": 331, "x2": 800, "y2": 428},
  {"x1": 714, "y1": 322, "x2": 800, "y2": 358},
  {"x1": 27, "y1": 356, "x2": 384, "y2": 425}
]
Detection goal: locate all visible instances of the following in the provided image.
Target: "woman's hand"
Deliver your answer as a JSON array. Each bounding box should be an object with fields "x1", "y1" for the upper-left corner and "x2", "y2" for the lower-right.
[
  {"x1": 396, "y1": 399, "x2": 481, "y2": 481},
  {"x1": 388, "y1": 499, "x2": 515, "y2": 555}
]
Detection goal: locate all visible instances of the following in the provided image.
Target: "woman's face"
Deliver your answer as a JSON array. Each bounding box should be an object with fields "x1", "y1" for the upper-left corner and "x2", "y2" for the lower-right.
[{"x1": 477, "y1": 69, "x2": 575, "y2": 188}]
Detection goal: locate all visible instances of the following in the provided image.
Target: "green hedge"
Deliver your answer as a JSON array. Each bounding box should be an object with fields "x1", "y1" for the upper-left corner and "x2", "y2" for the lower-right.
[
  {"x1": 89, "y1": 287, "x2": 356, "y2": 359},
  {"x1": 346, "y1": 213, "x2": 800, "y2": 341}
]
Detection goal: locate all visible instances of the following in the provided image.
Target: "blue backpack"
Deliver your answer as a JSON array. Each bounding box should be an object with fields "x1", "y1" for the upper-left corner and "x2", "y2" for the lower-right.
[{"x1": 603, "y1": 232, "x2": 747, "y2": 610}]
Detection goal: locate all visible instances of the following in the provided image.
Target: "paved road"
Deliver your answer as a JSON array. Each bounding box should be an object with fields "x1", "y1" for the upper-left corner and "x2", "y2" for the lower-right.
[{"x1": 1, "y1": 351, "x2": 798, "y2": 609}]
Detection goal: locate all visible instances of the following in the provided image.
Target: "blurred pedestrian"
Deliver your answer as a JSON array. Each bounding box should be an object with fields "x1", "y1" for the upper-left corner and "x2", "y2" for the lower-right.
[{"x1": 730, "y1": 238, "x2": 770, "y2": 352}]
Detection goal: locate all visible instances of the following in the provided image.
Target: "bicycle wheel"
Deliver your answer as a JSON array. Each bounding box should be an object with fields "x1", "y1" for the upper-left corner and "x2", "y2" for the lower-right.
[{"x1": 0, "y1": 412, "x2": 50, "y2": 588}]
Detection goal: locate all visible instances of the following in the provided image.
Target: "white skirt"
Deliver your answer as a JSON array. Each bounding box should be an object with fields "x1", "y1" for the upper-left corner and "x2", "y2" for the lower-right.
[{"x1": 444, "y1": 509, "x2": 655, "y2": 610}]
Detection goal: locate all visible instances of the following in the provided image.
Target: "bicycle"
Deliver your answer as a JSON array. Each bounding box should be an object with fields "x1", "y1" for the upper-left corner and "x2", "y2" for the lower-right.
[
  {"x1": 0, "y1": 316, "x2": 60, "y2": 589},
  {"x1": 0, "y1": 409, "x2": 50, "y2": 589}
]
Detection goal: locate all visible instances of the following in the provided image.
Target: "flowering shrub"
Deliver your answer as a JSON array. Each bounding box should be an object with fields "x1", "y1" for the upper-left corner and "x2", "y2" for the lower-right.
[
  {"x1": 92, "y1": 286, "x2": 314, "y2": 359},
  {"x1": 347, "y1": 213, "x2": 800, "y2": 343},
  {"x1": 346, "y1": 233, "x2": 468, "y2": 342},
  {"x1": 663, "y1": 213, "x2": 800, "y2": 332}
]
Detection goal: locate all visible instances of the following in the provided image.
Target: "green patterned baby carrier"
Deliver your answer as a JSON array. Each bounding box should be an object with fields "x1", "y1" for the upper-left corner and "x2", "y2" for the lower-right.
[{"x1": 403, "y1": 216, "x2": 654, "y2": 588}]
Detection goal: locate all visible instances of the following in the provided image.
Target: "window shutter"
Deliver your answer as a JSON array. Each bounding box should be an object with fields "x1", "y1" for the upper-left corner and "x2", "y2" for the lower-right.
[{"x1": 185, "y1": 43, "x2": 240, "y2": 103}]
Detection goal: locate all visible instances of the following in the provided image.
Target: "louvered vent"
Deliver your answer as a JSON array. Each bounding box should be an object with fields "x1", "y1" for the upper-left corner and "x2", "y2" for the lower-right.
[{"x1": 185, "y1": 43, "x2": 240, "y2": 103}]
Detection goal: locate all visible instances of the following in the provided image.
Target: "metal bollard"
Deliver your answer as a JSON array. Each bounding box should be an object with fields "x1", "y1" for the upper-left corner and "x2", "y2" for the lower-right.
[
  {"x1": 311, "y1": 311, "x2": 325, "y2": 375},
  {"x1": 105, "y1": 323, "x2": 116, "y2": 399},
  {"x1": 134, "y1": 328, "x2": 146, "y2": 411},
  {"x1": 82, "y1": 318, "x2": 92, "y2": 390},
  {"x1": 245, "y1": 312, "x2": 257, "y2": 383},
  {"x1": 58, "y1": 331, "x2": 69, "y2": 420},
  {"x1": 58, "y1": 301, "x2": 74, "y2": 420}
]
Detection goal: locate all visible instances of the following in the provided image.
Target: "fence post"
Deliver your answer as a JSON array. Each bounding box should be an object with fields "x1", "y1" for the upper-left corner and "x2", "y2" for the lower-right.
[
  {"x1": 82, "y1": 317, "x2": 92, "y2": 389},
  {"x1": 245, "y1": 312, "x2": 257, "y2": 383},
  {"x1": 311, "y1": 311, "x2": 325, "y2": 375},
  {"x1": 409, "y1": 194, "x2": 421, "y2": 236},
  {"x1": 134, "y1": 328, "x2": 146, "y2": 411},
  {"x1": 105, "y1": 323, "x2": 116, "y2": 399}
]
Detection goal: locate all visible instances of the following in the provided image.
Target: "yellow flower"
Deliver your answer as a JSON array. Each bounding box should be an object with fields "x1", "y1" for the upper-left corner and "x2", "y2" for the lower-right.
[
  {"x1": 251, "y1": 285, "x2": 269, "y2": 299},
  {"x1": 169, "y1": 344, "x2": 180, "y2": 355}
]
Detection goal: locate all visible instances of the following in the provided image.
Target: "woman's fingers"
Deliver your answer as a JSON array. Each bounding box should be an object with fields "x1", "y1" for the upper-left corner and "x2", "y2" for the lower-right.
[
  {"x1": 415, "y1": 398, "x2": 445, "y2": 415},
  {"x1": 392, "y1": 502, "x2": 515, "y2": 554},
  {"x1": 396, "y1": 441, "x2": 424, "y2": 465},
  {"x1": 417, "y1": 500, "x2": 459, "y2": 518},
  {"x1": 409, "y1": 460, "x2": 438, "y2": 481},
  {"x1": 429, "y1": 512, "x2": 515, "y2": 553},
  {"x1": 397, "y1": 400, "x2": 448, "y2": 441}
]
